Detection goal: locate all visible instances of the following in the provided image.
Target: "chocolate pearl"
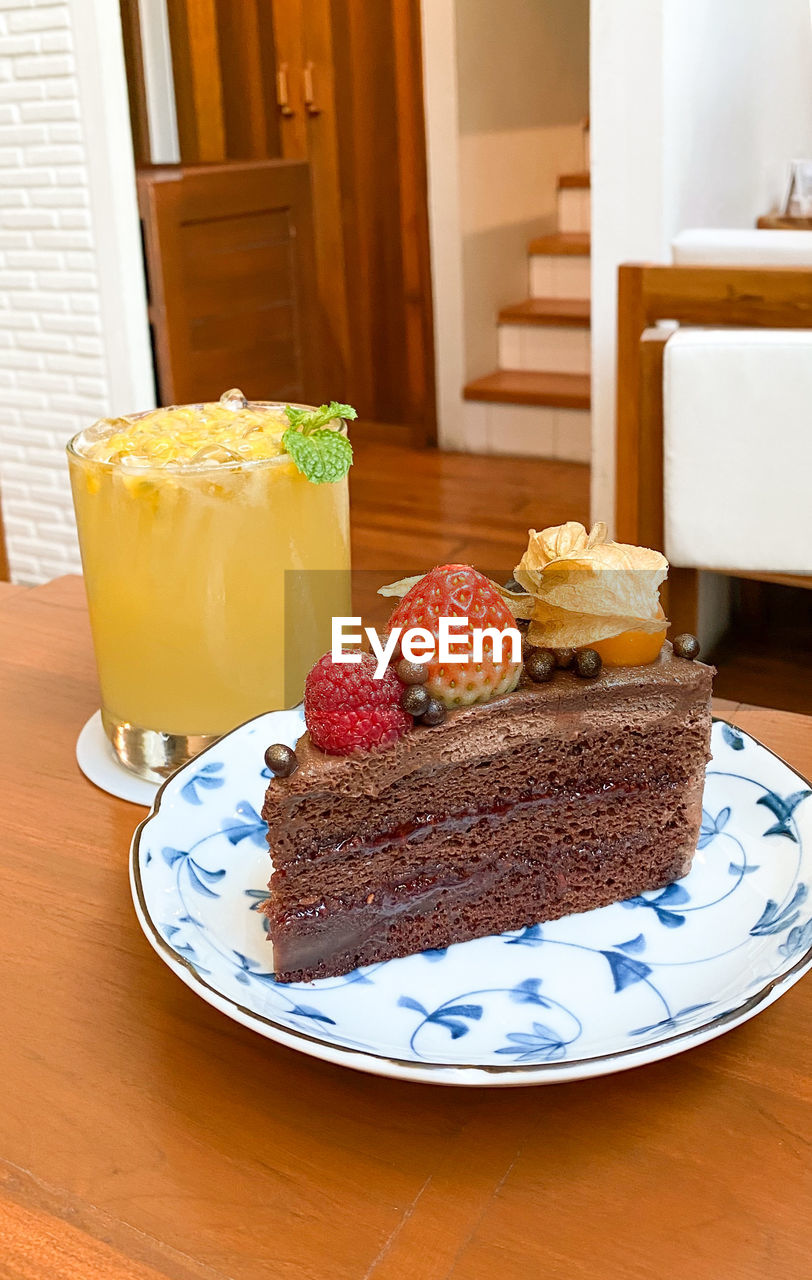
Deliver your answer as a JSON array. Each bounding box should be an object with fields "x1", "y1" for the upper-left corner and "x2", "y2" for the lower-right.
[
  {"x1": 421, "y1": 697, "x2": 447, "y2": 726},
  {"x1": 574, "y1": 649, "x2": 602, "y2": 679},
  {"x1": 554, "y1": 648, "x2": 577, "y2": 669},
  {"x1": 673, "y1": 633, "x2": 701, "y2": 661},
  {"x1": 503, "y1": 576, "x2": 527, "y2": 594},
  {"x1": 264, "y1": 743, "x2": 298, "y2": 778},
  {"x1": 525, "y1": 649, "x2": 556, "y2": 683},
  {"x1": 397, "y1": 658, "x2": 429, "y2": 685},
  {"x1": 401, "y1": 684, "x2": 430, "y2": 717}
]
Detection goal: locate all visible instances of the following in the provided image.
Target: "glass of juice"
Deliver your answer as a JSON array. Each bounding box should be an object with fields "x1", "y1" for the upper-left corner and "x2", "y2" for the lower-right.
[{"x1": 67, "y1": 390, "x2": 351, "y2": 781}]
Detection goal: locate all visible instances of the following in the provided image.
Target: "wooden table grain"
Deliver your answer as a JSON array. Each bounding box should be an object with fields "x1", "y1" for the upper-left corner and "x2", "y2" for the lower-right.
[{"x1": 1, "y1": 571, "x2": 810, "y2": 1280}]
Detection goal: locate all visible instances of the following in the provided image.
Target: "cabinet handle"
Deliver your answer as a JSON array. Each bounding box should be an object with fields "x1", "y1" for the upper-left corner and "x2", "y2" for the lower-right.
[
  {"x1": 303, "y1": 61, "x2": 321, "y2": 115},
  {"x1": 276, "y1": 63, "x2": 295, "y2": 117}
]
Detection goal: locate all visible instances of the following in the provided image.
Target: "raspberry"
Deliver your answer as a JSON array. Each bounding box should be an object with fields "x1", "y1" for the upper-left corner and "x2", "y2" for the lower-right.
[
  {"x1": 387, "y1": 564, "x2": 522, "y2": 708},
  {"x1": 304, "y1": 652, "x2": 412, "y2": 755}
]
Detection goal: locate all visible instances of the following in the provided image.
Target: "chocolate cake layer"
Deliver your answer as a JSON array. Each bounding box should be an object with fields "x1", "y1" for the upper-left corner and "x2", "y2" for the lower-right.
[
  {"x1": 263, "y1": 646, "x2": 713, "y2": 982},
  {"x1": 263, "y1": 648, "x2": 710, "y2": 862},
  {"x1": 268, "y1": 823, "x2": 696, "y2": 984},
  {"x1": 270, "y1": 774, "x2": 703, "y2": 904}
]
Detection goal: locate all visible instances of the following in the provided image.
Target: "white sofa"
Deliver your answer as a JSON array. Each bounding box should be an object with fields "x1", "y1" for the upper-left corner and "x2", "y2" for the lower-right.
[
  {"x1": 663, "y1": 229, "x2": 812, "y2": 577},
  {"x1": 672, "y1": 227, "x2": 812, "y2": 268}
]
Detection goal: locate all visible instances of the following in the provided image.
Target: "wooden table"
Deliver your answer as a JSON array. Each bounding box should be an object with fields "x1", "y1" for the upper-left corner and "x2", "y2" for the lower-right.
[{"x1": 1, "y1": 575, "x2": 810, "y2": 1280}]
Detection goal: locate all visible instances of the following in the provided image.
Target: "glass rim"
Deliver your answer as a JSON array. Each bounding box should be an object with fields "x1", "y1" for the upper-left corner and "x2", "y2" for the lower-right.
[{"x1": 65, "y1": 398, "x2": 347, "y2": 476}]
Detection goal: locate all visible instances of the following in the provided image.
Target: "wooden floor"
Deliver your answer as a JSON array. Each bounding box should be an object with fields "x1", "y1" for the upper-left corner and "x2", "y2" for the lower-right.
[
  {"x1": 348, "y1": 424, "x2": 590, "y2": 628},
  {"x1": 349, "y1": 427, "x2": 810, "y2": 718},
  {"x1": 713, "y1": 639, "x2": 812, "y2": 718},
  {"x1": 349, "y1": 424, "x2": 590, "y2": 568},
  {"x1": 711, "y1": 582, "x2": 812, "y2": 717}
]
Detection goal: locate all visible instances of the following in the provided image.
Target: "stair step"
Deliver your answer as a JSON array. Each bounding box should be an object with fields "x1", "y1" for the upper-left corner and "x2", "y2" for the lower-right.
[
  {"x1": 463, "y1": 369, "x2": 591, "y2": 411},
  {"x1": 528, "y1": 231, "x2": 590, "y2": 257},
  {"x1": 529, "y1": 239, "x2": 590, "y2": 301},
  {"x1": 558, "y1": 170, "x2": 590, "y2": 189},
  {"x1": 557, "y1": 184, "x2": 590, "y2": 234},
  {"x1": 499, "y1": 298, "x2": 590, "y2": 328},
  {"x1": 464, "y1": 398, "x2": 590, "y2": 462}
]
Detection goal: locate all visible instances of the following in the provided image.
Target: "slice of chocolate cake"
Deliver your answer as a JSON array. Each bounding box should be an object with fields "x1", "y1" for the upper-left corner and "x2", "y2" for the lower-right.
[{"x1": 262, "y1": 644, "x2": 713, "y2": 983}]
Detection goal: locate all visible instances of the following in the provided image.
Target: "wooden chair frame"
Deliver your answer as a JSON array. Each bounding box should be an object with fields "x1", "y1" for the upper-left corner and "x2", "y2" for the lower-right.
[{"x1": 615, "y1": 263, "x2": 812, "y2": 631}]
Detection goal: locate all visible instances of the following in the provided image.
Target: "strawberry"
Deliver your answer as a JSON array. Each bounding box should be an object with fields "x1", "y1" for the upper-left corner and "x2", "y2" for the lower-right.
[
  {"x1": 387, "y1": 565, "x2": 522, "y2": 708},
  {"x1": 304, "y1": 651, "x2": 411, "y2": 755}
]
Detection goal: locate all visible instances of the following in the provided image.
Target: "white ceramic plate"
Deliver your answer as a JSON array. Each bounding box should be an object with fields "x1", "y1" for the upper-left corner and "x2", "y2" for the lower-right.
[{"x1": 130, "y1": 713, "x2": 812, "y2": 1086}]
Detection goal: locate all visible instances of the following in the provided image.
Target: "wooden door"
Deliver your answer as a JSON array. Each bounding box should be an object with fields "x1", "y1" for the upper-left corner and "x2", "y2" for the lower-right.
[
  {"x1": 125, "y1": 1, "x2": 435, "y2": 439},
  {"x1": 164, "y1": 0, "x2": 282, "y2": 162},
  {"x1": 271, "y1": 0, "x2": 435, "y2": 439},
  {"x1": 138, "y1": 159, "x2": 324, "y2": 406},
  {"x1": 334, "y1": 0, "x2": 435, "y2": 436},
  {"x1": 271, "y1": 0, "x2": 352, "y2": 405}
]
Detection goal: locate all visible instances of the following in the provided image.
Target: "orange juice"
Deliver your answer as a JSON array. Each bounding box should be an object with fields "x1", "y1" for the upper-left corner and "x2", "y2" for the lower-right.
[{"x1": 67, "y1": 392, "x2": 351, "y2": 780}]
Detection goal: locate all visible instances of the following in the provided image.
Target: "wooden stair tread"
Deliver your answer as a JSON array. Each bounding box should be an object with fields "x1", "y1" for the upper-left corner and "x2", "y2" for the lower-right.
[
  {"x1": 498, "y1": 297, "x2": 590, "y2": 328},
  {"x1": 528, "y1": 232, "x2": 590, "y2": 257},
  {"x1": 757, "y1": 214, "x2": 812, "y2": 231},
  {"x1": 558, "y1": 170, "x2": 590, "y2": 189},
  {"x1": 464, "y1": 370, "x2": 590, "y2": 411}
]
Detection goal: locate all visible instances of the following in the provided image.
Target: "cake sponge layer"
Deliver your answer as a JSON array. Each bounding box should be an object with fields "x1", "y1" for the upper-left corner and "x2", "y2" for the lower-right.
[
  {"x1": 268, "y1": 821, "x2": 696, "y2": 983},
  {"x1": 269, "y1": 770, "x2": 704, "y2": 908},
  {"x1": 264, "y1": 655, "x2": 712, "y2": 864}
]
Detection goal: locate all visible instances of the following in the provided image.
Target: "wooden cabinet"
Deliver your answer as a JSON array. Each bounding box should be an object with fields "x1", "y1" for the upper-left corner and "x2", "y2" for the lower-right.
[{"x1": 138, "y1": 160, "x2": 324, "y2": 406}]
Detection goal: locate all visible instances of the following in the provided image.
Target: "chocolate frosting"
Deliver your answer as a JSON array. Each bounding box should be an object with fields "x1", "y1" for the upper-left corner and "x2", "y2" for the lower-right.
[{"x1": 266, "y1": 644, "x2": 713, "y2": 805}]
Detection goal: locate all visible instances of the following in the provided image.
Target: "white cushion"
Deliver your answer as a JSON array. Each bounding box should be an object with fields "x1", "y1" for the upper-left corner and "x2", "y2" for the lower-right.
[
  {"x1": 663, "y1": 329, "x2": 812, "y2": 572},
  {"x1": 672, "y1": 228, "x2": 812, "y2": 267}
]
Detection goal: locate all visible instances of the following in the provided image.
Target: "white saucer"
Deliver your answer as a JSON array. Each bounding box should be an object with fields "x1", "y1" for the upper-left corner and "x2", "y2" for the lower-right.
[{"x1": 76, "y1": 711, "x2": 159, "y2": 807}]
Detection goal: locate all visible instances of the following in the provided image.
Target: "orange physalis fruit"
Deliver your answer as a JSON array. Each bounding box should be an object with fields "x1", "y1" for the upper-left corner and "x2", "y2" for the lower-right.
[{"x1": 590, "y1": 604, "x2": 667, "y2": 667}]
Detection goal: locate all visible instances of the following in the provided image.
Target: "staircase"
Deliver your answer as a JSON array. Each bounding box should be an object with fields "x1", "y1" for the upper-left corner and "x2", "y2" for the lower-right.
[{"x1": 463, "y1": 168, "x2": 591, "y2": 463}]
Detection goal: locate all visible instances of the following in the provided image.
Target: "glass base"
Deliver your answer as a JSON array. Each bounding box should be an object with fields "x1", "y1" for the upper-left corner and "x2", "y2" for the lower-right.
[{"x1": 101, "y1": 710, "x2": 220, "y2": 783}]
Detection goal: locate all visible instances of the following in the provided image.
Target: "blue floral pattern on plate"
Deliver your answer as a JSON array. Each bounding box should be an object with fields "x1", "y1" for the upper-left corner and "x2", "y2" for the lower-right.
[{"x1": 130, "y1": 714, "x2": 812, "y2": 1086}]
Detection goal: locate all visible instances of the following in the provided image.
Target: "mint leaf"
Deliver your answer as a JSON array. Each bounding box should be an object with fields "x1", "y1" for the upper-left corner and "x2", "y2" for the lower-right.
[
  {"x1": 282, "y1": 426, "x2": 353, "y2": 484},
  {"x1": 282, "y1": 400, "x2": 356, "y2": 483},
  {"x1": 283, "y1": 405, "x2": 311, "y2": 430},
  {"x1": 284, "y1": 401, "x2": 357, "y2": 434}
]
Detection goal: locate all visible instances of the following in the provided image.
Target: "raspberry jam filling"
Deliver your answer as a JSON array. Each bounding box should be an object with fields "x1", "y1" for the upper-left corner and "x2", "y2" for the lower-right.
[
  {"x1": 273, "y1": 776, "x2": 661, "y2": 886},
  {"x1": 329, "y1": 777, "x2": 643, "y2": 858},
  {"x1": 268, "y1": 818, "x2": 694, "y2": 979}
]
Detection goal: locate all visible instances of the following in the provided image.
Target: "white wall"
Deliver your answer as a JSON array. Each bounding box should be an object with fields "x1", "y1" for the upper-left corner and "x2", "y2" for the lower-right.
[
  {"x1": 421, "y1": 0, "x2": 467, "y2": 449},
  {"x1": 662, "y1": 0, "x2": 812, "y2": 236},
  {"x1": 139, "y1": 0, "x2": 179, "y2": 164},
  {"x1": 456, "y1": 0, "x2": 589, "y2": 379},
  {"x1": 422, "y1": 0, "x2": 589, "y2": 449},
  {"x1": 591, "y1": 0, "x2": 812, "y2": 529},
  {"x1": 0, "y1": 0, "x2": 154, "y2": 584}
]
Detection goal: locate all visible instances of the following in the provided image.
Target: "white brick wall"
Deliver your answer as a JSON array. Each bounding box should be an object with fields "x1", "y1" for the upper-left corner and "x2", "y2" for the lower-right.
[{"x1": 0, "y1": 0, "x2": 153, "y2": 583}]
